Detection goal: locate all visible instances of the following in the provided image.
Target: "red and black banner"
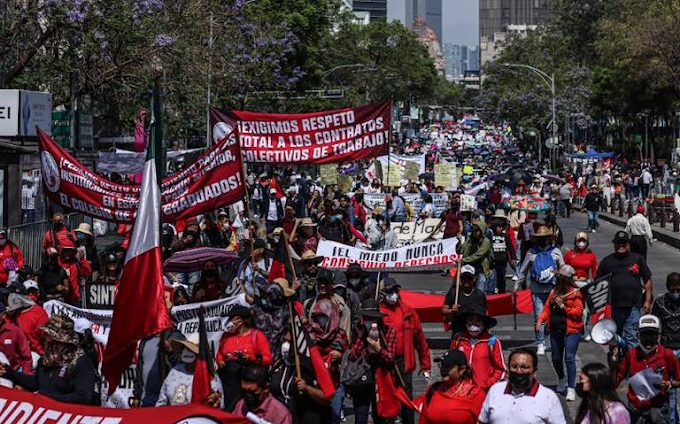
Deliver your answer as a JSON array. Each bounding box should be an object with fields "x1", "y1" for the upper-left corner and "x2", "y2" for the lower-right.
[{"x1": 210, "y1": 101, "x2": 391, "y2": 164}]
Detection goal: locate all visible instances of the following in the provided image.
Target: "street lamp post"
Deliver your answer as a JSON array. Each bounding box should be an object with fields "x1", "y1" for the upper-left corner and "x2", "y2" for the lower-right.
[
  {"x1": 503, "y1": 63, "x2": 557, "y2": 170},
  {"x1": 321, "y1": 63, "x2": 370, "y2": 83}
]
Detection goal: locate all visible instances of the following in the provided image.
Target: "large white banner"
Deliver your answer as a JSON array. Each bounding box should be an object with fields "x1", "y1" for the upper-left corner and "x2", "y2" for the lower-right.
[
  {"x1": 44, "y1": 295, "x2": 248, "y2": 408},
  {"x1": 378, "y1": 153, "x2": 426, "y2": 176},
  {"x1": 390, "y1": 218, "x2": 444, "y2": 246},
  {"x1": 361, "y1": 193, "x2": 447, "y2": 219},
  {"x1": 317, "y1": 238, "x2": 459, "y2": 271}
]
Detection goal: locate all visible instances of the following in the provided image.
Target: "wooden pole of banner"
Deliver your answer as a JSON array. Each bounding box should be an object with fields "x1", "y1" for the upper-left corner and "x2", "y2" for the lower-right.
[
  {"x1": 288, "y1": 300, "x2": 302, "y2": 379},
  {"x1": 454, "y1": 260, "x2": 462, "y2": 306},
  {"x1": 386, "y1": 97, "x2": 394, "y2": 191},
  {"x1": 375, "y1": 271, "x2": 382, "y2": 302},
  {"x1": 283, "y1": 235, "x2": 297, "y2": 282}
]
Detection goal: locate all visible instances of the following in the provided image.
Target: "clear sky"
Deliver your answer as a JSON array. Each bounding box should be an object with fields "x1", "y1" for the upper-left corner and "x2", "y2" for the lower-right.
[{"x1": 443, "y1": 0, "x2": 479, "y2": 46}]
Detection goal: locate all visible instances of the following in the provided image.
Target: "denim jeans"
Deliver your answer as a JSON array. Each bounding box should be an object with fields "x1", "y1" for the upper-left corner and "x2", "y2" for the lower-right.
[
  {"x1": 670, "y1": 349, "x2": 680, "y2": 424},
  {"x1": 477, "y1": 272, "x2": 494, "y2": 294},
  {"x1": 532, "y1": 292, "x2": 550, "y2": 345},
  {"x1": 611, "y1": 306, "x2": 641, "y2": 348},
  {"x1": 330, "y1": 384, "x2": 345, "y2": 424},
  {"x1": 550, "y1": 331, "x2": 581, "y2": 388},
  {"x1": 587, "y1": 211, "x2": 599, "y2": 230}
]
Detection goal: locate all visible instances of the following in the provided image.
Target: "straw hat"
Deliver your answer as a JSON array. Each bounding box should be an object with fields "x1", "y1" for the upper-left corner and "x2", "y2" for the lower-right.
[
  {"x1": 492, "y1": 209, "x2": 507, "y2": 220},
  {"x1": 300, "y1": 250, "x2": 324, "y2": 264},
  {"x1": 273, "y1": 278, "x2": 297, "y2": 297},
  {"x1": 531, "y1": 226, "x2": 554, "y2": 239},
  {"x1": 299, "y1": 218, "x2": 317, "y2": 227},
  {"x1": 173, "y1": 333, "x2": 200, "y2": 355},
  {"x1": 74, "y1": 223, "x2": 93, "y2": 237},
  {"x1": 373, "y1": 206, "x2": 384, "y2": 215}
]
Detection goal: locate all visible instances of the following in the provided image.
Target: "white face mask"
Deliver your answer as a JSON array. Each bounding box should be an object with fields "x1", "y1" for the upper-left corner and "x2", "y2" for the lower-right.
[
  {"x1": 467, "y1": 324, "x2": 482, "y2": 337},
  {"x1": 181, "y1": 348, "x2": 196, "y2": 363},
  {"x1": 385, "y1": 292, "x2": 399, "y2": 304},
  {"x1": 576, "y1": 241, "x2": 587, "y2": 249},
  {"x1": 281, "y1": 341, "x2": 290, "y2": 357},
  {"x1": 225, "y1": 321, "x2": 239, "y2": 334}
]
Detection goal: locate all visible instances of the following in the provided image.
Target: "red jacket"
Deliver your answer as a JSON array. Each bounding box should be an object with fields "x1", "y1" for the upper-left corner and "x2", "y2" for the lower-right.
[
  {"x1": 0, "y1": 322, "x2": 32, "y2": 374},
  {"x1": 380, "y1": 300, "x2": 431, "y2": 373},
  {"x1": 42, "y1": 227, "x2": 77, "y2": 252},
  {"x1": 59, "y1": 257, "x2": 92, "y2": 305},
  {"x1": 216, "y1": 329, "x2": 273, "y2": 367},
  {"x1": 564, "y1": 250, "x2": 598, "y2": 280},
  {"x1": 14, "y1": 305, "x2": 49, "y2": 355},
  {"x1": 0, "y1": 243, "x2": 24, "y2": 284},
  {"x1": 615, "y1": 345, "x2": 680, "y2": 410},
  {"x1": 451, "y1": 330, "x2": 506, "y2": 392},
  {"x1": 537, "y1": 289, "x2": 584, "y2": 334}
]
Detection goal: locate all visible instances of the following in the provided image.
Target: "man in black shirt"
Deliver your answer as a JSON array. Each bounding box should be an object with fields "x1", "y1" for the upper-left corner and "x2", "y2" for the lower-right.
[
  {"x1": 583, "y1": 185, "x2": 601, "y2": 233},
  {"x1": 442, "y1": 265, "x2": 487, "y2": 335},
  {"x1": 597, "y1": 231, "x2": 652, "y2": 348}
]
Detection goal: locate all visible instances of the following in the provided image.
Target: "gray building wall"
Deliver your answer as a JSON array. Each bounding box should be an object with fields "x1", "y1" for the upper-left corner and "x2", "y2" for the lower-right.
[
  {"x1": 480, "y1": 0, "x2": 551, "y2": 40},
  {"x1": 353, "y1": 0, "x2": 388, "y2": 21}
]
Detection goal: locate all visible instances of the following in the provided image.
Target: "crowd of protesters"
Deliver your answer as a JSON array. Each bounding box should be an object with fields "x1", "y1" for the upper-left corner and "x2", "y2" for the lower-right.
[{"x1": 3, "y1": 119, "x2": 680, "y2": 424}]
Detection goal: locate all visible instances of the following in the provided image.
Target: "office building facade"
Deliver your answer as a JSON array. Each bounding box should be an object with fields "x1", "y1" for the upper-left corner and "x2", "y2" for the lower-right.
[
  {"x1": 353, "y1": 0, "x2": 388, "y2": 21},
  {"x1": 479, "y1": 0, "x2": 551, "y2": 40}
]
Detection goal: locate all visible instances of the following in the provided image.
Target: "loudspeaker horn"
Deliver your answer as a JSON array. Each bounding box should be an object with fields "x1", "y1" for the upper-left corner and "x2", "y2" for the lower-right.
[{"x1": 591, "y1": 318, "x2": 621, "y2": 346}]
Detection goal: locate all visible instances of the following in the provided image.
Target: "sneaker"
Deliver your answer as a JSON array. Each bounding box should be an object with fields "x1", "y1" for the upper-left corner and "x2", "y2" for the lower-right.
[
  {"x1": 556, "y1": 378, "x2": 567, "y2": 394},
  {"x1": 566, "y1": 388, "x2": 576, "y2": 401},
  {"x1": 537, "y1": 344, "x2": 546, "y2": 356},
  {"x1": 583, "y1": 333, "x2": 592, "y2": 342},
  {"x1": 591, "y1": 229, "x2": 596, "y2": 233},
  {"x1": 512, "y1": 275, "x2": 518, "y2": 282}
]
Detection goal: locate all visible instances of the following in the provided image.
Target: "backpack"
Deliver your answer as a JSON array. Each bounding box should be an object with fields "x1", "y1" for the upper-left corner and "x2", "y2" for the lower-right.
[
  {"x1": 340, "y1": 350, "x2": 373, "y2": 388},
  {"x1": 531, "y1": 249, "x2": 557, "y2": 285}
]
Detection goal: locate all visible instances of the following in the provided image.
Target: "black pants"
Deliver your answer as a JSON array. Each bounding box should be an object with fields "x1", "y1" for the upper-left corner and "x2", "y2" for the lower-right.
[
  {"x1": 630, "y1": 235, "x2": 648, "y2": 260},
  {"x1": 563, "y1": 200, "x2": 571, "y2": 217},
  {"x1": 495, "y1": 261, "x2": 508, "y2": 294},
  {"x1": 350, "y1": 383, "x2": 389, "y2": 424},
  {"x1": 395, "y1": 356, "x2": 414, "y2": 424}
]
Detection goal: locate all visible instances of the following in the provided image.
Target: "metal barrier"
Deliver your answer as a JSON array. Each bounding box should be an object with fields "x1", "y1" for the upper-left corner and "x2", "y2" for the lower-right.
[{"x1": 7, "y1": 213, "x2": 85, "y2": 270}]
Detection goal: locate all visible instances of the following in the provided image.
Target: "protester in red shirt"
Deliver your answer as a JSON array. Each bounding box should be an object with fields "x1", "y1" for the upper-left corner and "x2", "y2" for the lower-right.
[
  {"x1": 0, "y1": 230, "x2": 24, "y2": 285},
  {"x1": 380, "y1": 277, "x2": 431, "y2": 424},
  {"x1": 450, "y1": 305, "x2": 506, "y2": 392},
  {"x1": 6, "y1": 285, "x2": 48, "y2": 355},
  {"x1": 564, "y1": 232, "x2": 598, "y2": 283},
  {"x1": 611, "y1": 314, "x2": 680, "y2": 421},
  {"x1": 190, "y1": 260, "x2": 223, "y2": 303},
  {"x1": 58, "y1": 247, "x2": 92, "y2": 305},
  {"x1": 0, "y1": 301, "x2": 32, "y2": 374},
  {"x1": 417, "y1": 349, "x2": 485, "y2": 424},
  {"x1": 216, "y1": 304, "x2": 272, "y2": 411},
  {"x1": 42, "y1": 213, "x2": 78, "y2": 253}
]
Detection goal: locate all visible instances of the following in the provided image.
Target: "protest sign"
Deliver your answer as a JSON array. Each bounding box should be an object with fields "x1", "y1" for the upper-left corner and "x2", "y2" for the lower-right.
[
  {"x1": 378, "y1": 153, "x2": 426, "y2": 176},
  {"x1": 337, "y1": 174, "x2": 353, "y2": 193},
  {"x1": 360, "y1": 193, "x2": 447, "y2": 219},
  {"x1": 434, "y1": 162, "x2": 456, "y2": 190},
  {"x1": 459, "y1": 194, "x2": 477, "y2": 212},
  {"x1": 38, "y1": 129, "x2": 245, "y2": 224},
  {"x1": 463, "y1": 165, "x2": 474, "y2": 175},
  {"x1": 317, "y1": 238, "x2": 459, "y2": 271},
  {"x1": 582, "y1": 275, "x2": 610, "y2": 316},
  {"x1": 390, "y1": 218, "x2": 443, "y2": 246},
  {"x1": 211, "y1": 101, "x2": 391, "y2": 164},
  {"x1": 44, "y1": 295, "x2": 249, "y2": 407},
  {"x1": 84, "y1": 282, "x2": 117, "y2": 309},
  {"x1": 385, "y1": 164, "x2": 402, "y2": 187},
  {"x1": 319, "y1": 164, "x2": 338, "y2": 186},
  {"x1": 404, "y1": 161, "x2": 420, "y2": 182},
  {"x1": 0, "y1": 386, "x2": 246, "y2": 424}
]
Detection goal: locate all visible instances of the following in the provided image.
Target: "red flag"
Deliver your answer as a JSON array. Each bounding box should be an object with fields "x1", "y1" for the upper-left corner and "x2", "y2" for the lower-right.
[
  {"x1": 375, "y1": 368, "x2": 418, "y2": 417},
  {"x1": 192, "y1": 306, "x2": 215, "y2": 403},
  {"x1": 292, "y1": 301, "x2": 336, "y2": 398},
  {"x1": 102, "y1": 127, "x2": 173, "y2": 395},
  {"x1": 270, "y1": 175, "x2": 285, "y2": 199}
]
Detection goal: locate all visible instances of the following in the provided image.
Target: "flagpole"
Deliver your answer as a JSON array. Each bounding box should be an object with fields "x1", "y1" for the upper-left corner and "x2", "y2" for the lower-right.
[
  {"x1": 236, "y1": 129, "x2": 253, "y2": 297},
  {"x1": 283, "y1": 236, "x2": 297, "y2": 282},
  {"x1": 288, "y1": 300, "x2": 302, "y2": 379},
  {"x1": 387, "y1": 97, "x2": 393, "y2": 191},
  {"x1": 453, "y1": 260, "x2": 462, "y2": 306},
  {"x1": 374, "y1": 271, "x2": 382, "y2": 302}
]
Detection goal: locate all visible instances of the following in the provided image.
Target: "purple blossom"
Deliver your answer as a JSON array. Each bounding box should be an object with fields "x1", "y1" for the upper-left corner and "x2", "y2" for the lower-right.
[{"x1": 154, "y1": 34, "x2": 176, "y2": 47}]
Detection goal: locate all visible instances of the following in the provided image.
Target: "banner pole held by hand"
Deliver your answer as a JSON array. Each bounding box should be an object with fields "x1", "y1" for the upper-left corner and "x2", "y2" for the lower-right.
[
  {"x1": 454, "y1": 259, "x2": 462, "y2": 306},
  {"x1": 287, "y1": 300, "x2": 302, "y2": 380}
]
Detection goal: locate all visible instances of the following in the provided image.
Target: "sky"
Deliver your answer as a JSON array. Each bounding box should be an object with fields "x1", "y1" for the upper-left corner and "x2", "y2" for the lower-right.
[{"x1": 442, "y1": 0, "x2": 479, "y2": 46}]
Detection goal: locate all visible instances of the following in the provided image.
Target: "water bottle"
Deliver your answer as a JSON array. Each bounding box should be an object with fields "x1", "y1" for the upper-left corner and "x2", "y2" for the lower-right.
[{"x1": 369, "y1": 323, "x2": 380, "y2": 341}]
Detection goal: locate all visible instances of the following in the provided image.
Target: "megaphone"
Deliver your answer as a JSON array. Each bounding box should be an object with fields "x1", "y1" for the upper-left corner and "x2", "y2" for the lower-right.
[{"x1": 591, "y1": 318, "x2": 625, "y2": 346}]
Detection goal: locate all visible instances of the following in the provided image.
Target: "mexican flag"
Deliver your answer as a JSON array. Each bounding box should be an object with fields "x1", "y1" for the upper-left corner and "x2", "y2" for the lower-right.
[{"x1": 102, "y1": 92, "x2": 173, "y2": 394}]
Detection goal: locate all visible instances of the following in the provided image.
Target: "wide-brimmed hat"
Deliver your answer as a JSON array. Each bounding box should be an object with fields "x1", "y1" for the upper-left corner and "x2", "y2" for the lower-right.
[
  {"x1": 300, "y1": 250, "x2": 324, "y2": 265},
  {"x1": 273, "y1": 278, "x2": 296, "y2": 297},
  {"x1": 373, "y1": 206, "x2": 384, "y2": 216},
  {"x1": 299, "y1": 218, "x2": 317, "y2": 227},
  {"x1": 492, "y1": 209, "x2": 507, "y2": 220},
  {"x1": 39, "y1": 315, "x2": 79, "y2": 345},
  {"x1": 225, "y1": 304, "x2": 252, "y2": 318},
  {"x1": 346, "y1": 263, "x2": 369, "y2": 278},
  {"x1": 173, "y1": 333, "x2": 200, "y2": 354},
  {"x1": 530, "y1": 226, "x2": 554, "y2": 239},
  {"x1": 454, "y1": 304, "x2": 497, "y2": 329},
  {"x1": 74, "y1": 223, "x2": 93, "y2": 237},
  {"x1": 359, "y1": 298, "x2": 386, "y2": 319}
]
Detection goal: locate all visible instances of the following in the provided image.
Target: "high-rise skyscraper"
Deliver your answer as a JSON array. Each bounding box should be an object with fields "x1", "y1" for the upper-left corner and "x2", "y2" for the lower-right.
[
  {"x1": 479, "y1": 0, "x2": 551, "y2": 40},
  {"x1": 353, "y1": 0, "x2": 388, "y2": 21}
]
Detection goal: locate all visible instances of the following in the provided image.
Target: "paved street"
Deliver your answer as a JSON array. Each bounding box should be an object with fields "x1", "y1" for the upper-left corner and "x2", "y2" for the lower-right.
[{"x1": 381, "y1": 211, "x2": 680, "y2": 423}]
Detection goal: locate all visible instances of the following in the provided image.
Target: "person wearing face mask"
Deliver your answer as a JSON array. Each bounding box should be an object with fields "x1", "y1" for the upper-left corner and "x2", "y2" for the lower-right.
[
  {"x1": 378, "y1": 277, "x2": 431, "y2": 424},
  {"x1": 450, "y1": 304, "x2": 506, "y2": 393},
  {"x1": 478, "y1": 348, "x2": 566, "y2": 424},
  {"x1": 610, "y1": 315, "x2": 680, "y2": 423},
  {"x1": 535, "y1": 265, "x2": 584, "y2": 401},
  {"x1": 298, "y1": 251, "x2": 325, "y2": 302},
  {"x1": 565, "y1": 232, "x2": 598, "y2": 341},
  {"x1": 266, "y1": 188, "x2": 286, "y2": 235},
  {"x1": 216, "y1": 304, "x2": 272, "y2": 411},
  {"x1": 456, "y1": 222, "x2": 493, "y2": 294},
  {"x1": 442, "y1": 265, "x2": 487, "y2": 334},
  {"x1": 0, "y1": 230, "x2": 24, "y2": 286},
  {"x1": 155, "y1": 335, "x2": 224, "y2": 408},
  {"x1": 74, "y1": 223, "x2": 98, "y2": 276},
  {"x1": 191, "y1": 260, "x2": 224, "y2": 302},
  {"x1": 417, "y1": 349, "x2": 486, "y2": 424},
  {"x1": 303, "y1": 269, "x2": 351, "y2": 341},
  {"x1": 42, "y1": 213, "x2": 78, "y2": 254},
  {"x1": 345, "y1": 263, "x2": 376, "y2": 303},
  {"x1": 652, "y1": 273, "x2": 680, "y2": 424},
  {"x1": 58, "y1": 246, "x2": 92, "y2": 305},
  {"x1": 574, "y1": 362, "x2": 630, "y2": 424},
  {"x1": 234, "y1": 365, "x2": 292, "y2": 424},
  {"x1": 333, "y1": 271, "x2": 361, "y2": 331},
  {"x1": 6, "y1": 284, "x2": 48, "y2": 355},
  {"x1": 516, "y1": 226, "x2": 565, "y2": 356},
  {"x1": 293, "y1": 219, "x2": 320, "y2": 256},
  {"x1": 318, "y1": 207, "x2": 351, "y2": 245},
  {"x1": 39, "y1": 247, "x2": 70, "y2": 301},
  {"x1": 597, "y1": 231, "x2": 653, "y2": 348}
]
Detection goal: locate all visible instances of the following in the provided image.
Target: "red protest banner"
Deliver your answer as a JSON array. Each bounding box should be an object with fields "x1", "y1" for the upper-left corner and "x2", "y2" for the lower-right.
[
  {"x1": 38, "y1": 129, "x2": 245, "y2": 223},
  {"x1": 0, "y1": 386, "x2": 248, "y2": 423},
  {"x1": 210, "y1": 101, "x2": 391, "y2": 164}
]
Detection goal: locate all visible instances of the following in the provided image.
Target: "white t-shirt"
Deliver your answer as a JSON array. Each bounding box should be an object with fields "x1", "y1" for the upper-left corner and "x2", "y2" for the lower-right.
[
  {"x1": 642, "y1": 170, "x2": 653, "y2": 185},
  {"x1": 479, "y1": 380, "x2": 566, "y2": 424},
  {"x1": 420, "y1": 203, "x2": 434, "y2": 218}
]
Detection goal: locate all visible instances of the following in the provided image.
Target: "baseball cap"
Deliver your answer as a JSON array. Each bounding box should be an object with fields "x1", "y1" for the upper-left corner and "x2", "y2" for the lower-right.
[
  {"x1": 461, "y1": 265, "x2": 476, "y2": 276},
  {"x1": 612, "y1": 231, "x2": 629, "y2": 244},
  {"x1": 253, "y1": 239, "x2": 267, "y2": 250},
  {"x1": 382, "y1": 277, "x2": 401, "y2": 292},
  {"x1": 434, "y1": 349, "x2": 468, "y2": 368},
  {"x1": 23, "y1": 279, "x2": 39, "y2": 292},
  {"x1": 225, "y1": 304, "x2": 252, "y2": 318},
  {"x1": 557, "y1": 265, "x2": 575, "y2": 278},
  {"x1": 639, "y1": 314, "x2": 661, "y2": 332}
]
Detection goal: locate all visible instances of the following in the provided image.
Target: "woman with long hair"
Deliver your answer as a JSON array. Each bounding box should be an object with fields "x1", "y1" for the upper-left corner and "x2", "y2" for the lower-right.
[
  {"x1": 575, "y1": 362, "x2": 630, "y2": 424},
  {"x1": 564, "y1": 232, "x2": 598, "y2": 341},
  {"x1": 536, "y1": 265, "x2": 584, "y2": 401}
]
